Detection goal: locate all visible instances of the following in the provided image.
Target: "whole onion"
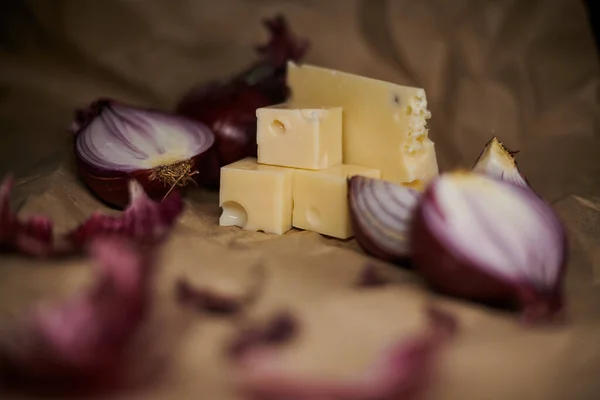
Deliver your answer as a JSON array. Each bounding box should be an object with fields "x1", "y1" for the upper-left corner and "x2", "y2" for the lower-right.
[
  {"x1": 72, "y1": 99, "x2": 218, "y2": 208},
  {"x1": 175, "y1": 15, "x2": 309, "y2": 179}
]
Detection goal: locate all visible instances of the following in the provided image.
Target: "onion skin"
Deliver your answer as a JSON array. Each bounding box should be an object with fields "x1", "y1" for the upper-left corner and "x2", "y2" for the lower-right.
[
  {"x1": 72, "y1": 99, "x2": 219, "y2": 209},
  {"x1": 0, "y1": 237, "x2": 156, "y2": 395},
  {"x1": 230, "y1": 307, "x2": 457, "y2": 400},
  {"x1": 175, "y1": 15, "x2": 309, "y2": 181},
  {"x1": 0, "y1": 175, "x2": 54, "y2": 257},
  {"x1": 411, "y1": 173, "x2": 567, "y2": 323}
]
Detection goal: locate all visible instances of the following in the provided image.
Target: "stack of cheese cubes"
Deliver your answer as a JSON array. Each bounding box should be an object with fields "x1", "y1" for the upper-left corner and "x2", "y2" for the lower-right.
[{"x1": 219, "y1": 62, "x2": 439, "y2": 240}]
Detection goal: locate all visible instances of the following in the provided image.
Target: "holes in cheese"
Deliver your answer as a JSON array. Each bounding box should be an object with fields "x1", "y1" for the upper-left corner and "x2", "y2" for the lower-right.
[
  {"x1": 219, "y1": 158, "x2": 294, "y2": 235},
  {"x1": 220, "y1": 201, "x2": 248, "y2": 228},
  {"x1": 269, "y1": 119, "x2": 287, "y2": 136}
]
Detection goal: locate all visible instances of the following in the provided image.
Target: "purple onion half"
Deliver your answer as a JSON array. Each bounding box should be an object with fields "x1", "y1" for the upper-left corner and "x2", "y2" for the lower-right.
[{"x1": 411, "y1": 171, "x2": 567, "y2": 323}]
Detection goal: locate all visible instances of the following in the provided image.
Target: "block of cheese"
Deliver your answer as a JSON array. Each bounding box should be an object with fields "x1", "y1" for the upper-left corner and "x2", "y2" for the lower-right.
[
  {"x1": 287, "y1": 62, "x2": 438, "y2": 186},
  {"x1": 292, "y1": 164, "x2": 380, "y2": 239},
  {"x1": 219, "y1": 158, "x2": 294, "y2": 234},
  {"x1": 256, "y1": 104, "x2": 342, "y2": 170}
]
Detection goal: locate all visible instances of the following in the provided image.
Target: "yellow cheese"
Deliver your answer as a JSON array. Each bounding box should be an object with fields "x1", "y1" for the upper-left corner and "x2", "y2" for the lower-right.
[
  {"x1": 219, "y1": 158, "x2": 294, "y2": 234},
  {"x1": 257, "y1": 104, "x2": 342, "y2": 170},
  {"x1": 292, "y1": 164, "x2": 380, "y2": 239},
  {"x1": 287, "y1": 62, "x2": 438, "y2": 186}
]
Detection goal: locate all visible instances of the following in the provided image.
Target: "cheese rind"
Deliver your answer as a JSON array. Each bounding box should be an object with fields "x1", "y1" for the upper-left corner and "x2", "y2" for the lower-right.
[
  {"x1": 292, "y1": 164, "x2": 381, "y2": 239},
  {"x1": 287, "y1": 62, "x2": 438, "y2": 185},
  {"x1": 257, "y1": 104, "x2": 342, "y2": 170},
  {"x1": 219, "y1": 158, "x2": 294, "y2": 235}
]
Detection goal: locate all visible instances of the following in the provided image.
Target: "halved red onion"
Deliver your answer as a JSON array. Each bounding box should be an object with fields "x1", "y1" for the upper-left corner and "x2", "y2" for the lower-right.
[
  {"x1": 230, "y1": 307, "x2": 457, "y2": 400},
  {"x1": 0, "y1": 237, "x2": 155, "y2": 394},
  {"x1": 0, "y1": 176, "x2": 54, "y2": 257},
  {"x1": 66, "y1": 179, "x2": 184, "y2": 248},
  {"x1": 412, "y1": 171, "x2": 567, "y2": 323},
  {"x1": 72, "y1": 99, "x2": 218, "y2": 208},
  {"x1": 472, "y1": 136, "x2": 529, "y2": 187},
  {"x1": 348, "y1": 176, "x2": 421, "y2": 264}
]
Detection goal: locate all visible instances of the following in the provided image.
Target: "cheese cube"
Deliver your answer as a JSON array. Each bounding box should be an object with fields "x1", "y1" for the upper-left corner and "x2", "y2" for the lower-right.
[
  {"x1": 292, "y1": 165, "x2": 380, "y2": 239},
  {"x1": 287, "y1": 62, "x2": 438, "y2": 186},
  {"x1": 219, "y1": 158, "x2": 294, "y2": 234},
  {"x1": 256, "y1": 104, "x2": 342, "y2": 170}
]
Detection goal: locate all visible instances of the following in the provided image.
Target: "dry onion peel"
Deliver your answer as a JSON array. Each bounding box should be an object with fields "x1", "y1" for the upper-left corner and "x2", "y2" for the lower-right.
[
  {"x1": 227, "y1": 312, "x2": 299, "y2": 360},
  {"x1": 472, "y1": 136, "x2": 529, "y2": 187},
  {"x1": 1, "y1": 175, "x2": 184, "y2": 257},
  {"x1": 412, "y1": 171, "x2": 567, "y2": 323},
  {"x1": 0, "y1": 176, "x2": 54, "y2": 257},
  {"x1": 72, "y1": 99, "x2": 218, "y2": 208},
  {"x1": 348, "y1": 175, "x2": 421, "y2": 264},
  {"x1": 66, "y1": 179, "x2": 184, "y2": 248},
  {"x1": 176, "y1": 264, "x2": 266, "y2": 316},
  {"x1": 231, "y1": 307, "x2": 457, "y2": 400},
  {"x1": 0, "y1": 237, "x2": 156, "y2": 394}
]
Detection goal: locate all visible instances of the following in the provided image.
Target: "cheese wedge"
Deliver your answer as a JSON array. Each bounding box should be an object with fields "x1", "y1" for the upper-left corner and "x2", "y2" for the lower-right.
[{"x1": 287, "y1": 62, "x2": 438, "y2": 186}]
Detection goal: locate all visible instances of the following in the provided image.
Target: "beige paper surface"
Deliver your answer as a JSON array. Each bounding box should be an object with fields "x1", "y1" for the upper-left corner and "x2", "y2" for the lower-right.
[{"x1": 1, "y1": 0, "x2": 600, "y2": 399}]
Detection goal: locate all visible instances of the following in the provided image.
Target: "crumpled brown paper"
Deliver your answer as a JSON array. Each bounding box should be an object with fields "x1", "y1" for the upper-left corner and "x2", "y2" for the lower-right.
[{"x1": 1, "y1": 0, "x2": 600, "y2": 399}]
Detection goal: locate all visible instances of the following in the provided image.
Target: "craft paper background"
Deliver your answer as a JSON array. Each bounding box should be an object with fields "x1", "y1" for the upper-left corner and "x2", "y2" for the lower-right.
[{"x1": 1, "y1": 1, "x2": 599, "y2": 398}]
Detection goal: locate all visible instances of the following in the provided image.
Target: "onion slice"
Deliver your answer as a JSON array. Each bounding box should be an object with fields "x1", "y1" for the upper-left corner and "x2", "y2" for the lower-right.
[
  {"x1": 472, "y1": 136, "x2": 529, "y2": 187},
  {"x1": 412, "y1": 171, "x2": 567, "y2": 323},
  {"x1": 66, "y1": 179, "x2": 184, "y2": 248},
  {"x1": 348, "y1": 176, "x2": 421, "y2": 264},
  {"x1": 0, "y1": 237, "x2": 156, "y2": 394},
  {"x1": 72, "y1": 99, "x2": 218, "y2": 208},
  {"x1": 0, "y1": 176, "x2": 54, "y2": 257},
  {"x1": 230, "y1": 307, "x2": 457, "y2": 400}
]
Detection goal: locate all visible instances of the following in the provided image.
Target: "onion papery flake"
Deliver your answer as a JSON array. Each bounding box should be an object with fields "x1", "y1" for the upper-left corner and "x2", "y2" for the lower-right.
[
  {"x1": 230, "y1": 307, "x2": 457, "y2": 400},
  {"x1": 0, "y1": 237, "x2": 157, "y2": 394},
  {"x1": 0, "y1": 175, "x2": 54, "y2": 257},
  {"x1": 66, "y1": 179, "x2": 184, "y2": 248}
]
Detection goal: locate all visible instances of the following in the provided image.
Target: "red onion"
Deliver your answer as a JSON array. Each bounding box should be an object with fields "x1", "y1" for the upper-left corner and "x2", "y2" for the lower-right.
[
  {"x1": 348, "y1": 175, "x2": 421, "y2": 264},
  {"x1": 411, "y1": 171, "x2": 567, "y2": 323},
  {"x1": 175, "y1": 15, "x2": 309, "y2": 177},
  {"x1": 230, "y1": 307, "x2": 457, "y2": 400},
  {"x1": 66, "y1": 179, "x2": 184, "y2": 248},
  {"x1": 0, "y1": 175, "x2": 54, "y2": 257},
  {"x1": 0, "y1": 237, "x2": 156, "y2": 394},
  {"x1": 72, "y1": 99, "x2": 218, "y2": 208},
  {"x1": 472, "y1": 136, "x2": 529, "y2": 187}
]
